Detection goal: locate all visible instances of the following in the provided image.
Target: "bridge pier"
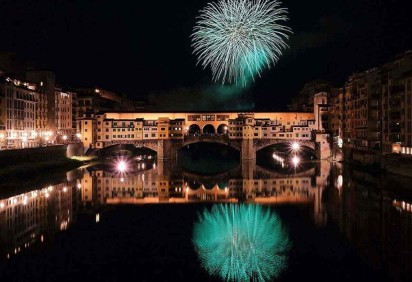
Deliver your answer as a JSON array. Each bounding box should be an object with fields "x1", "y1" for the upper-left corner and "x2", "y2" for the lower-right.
[
  {"x1": 241, "y1": 159, "x2": 256, "y2": 179},
  {"x1": 315, "y1": 133, "x2": 332, "y2": 160},
  {"x1": 157, "y1": 140, "x2": 182, "y2": 161},
  {"x1": 241, "y1": 139, "x2": 255, "y2": 160}
]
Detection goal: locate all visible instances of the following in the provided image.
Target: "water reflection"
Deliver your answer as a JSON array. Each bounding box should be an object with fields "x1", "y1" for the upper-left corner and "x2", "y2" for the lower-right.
[
  {"x1": 2, "y1": 159, "x2": 412, "y2": 281},
  {"x1": 80, "y1": 160, "x2": 329, "y2": 224},
  {"x1": 324, "y1": 165, "x2": 412, "y2": 282},
  {"x1": 193, "y1": 204, "x2": 290, "y2": 281},
  {"x1": 0, "y1": 178, "x2": 75, "y2": 260}
]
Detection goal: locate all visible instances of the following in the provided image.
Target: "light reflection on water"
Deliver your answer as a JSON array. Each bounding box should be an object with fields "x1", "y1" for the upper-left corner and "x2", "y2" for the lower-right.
[
  {"x1": 193, "y1": 204, "x2": 290, "y2": 281},
  {"x1": 1, "y1": 159, "x2": 412, "y2": 281}
]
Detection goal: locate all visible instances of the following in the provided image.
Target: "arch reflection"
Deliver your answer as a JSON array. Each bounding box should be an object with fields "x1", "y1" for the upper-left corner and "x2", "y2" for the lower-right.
[{"x1": 193, "y1": 204, "x2": 290, "y2": 281}]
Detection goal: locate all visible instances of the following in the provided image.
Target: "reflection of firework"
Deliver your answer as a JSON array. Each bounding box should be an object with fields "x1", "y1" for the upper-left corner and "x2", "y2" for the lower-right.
[
  {"x1": 193, "y1": 204, "x2": 290, "y2": 281},
  {"x1": 192, "y1": 0, "x2": 291, "y2": 86}
]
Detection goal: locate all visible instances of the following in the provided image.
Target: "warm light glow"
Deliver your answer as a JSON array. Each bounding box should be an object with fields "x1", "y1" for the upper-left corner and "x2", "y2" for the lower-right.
[
  {"x1": 77, "y1": 183, "x2": 81, "y2": 189},
  {"x1": 272, "y1": 153, "x2": 284, "y2": 163},
  {"x1": 0, "y1": 133, "x2": 4, "y2": 139},
  {"x1": 117, "y1": 160, "x2": 127, "y2": 173},
  {"x1": 337, "y1": 137, "x2": 343, "y2": 148},
  {"x1": 0, "y1": 202, "x2": 4, "y2": 209},
  {"x1": 337, "y1": 175, "x2": 343, "y2": 189},
  {"x1": 22, "y1": 137, "x2": 27, "y2": 142},
  {"x1": 96, "y1": 213, "x2": 100, "y2": 223},
  {"x1": 76, "y1": 133, "x2": 81, "y2": 138},
  {"x1": 63, "y1": 187, "x2": 68, "y2": 193},
  {"x1": 291, "y1": 142, "x2": 300, "y2": 151},
  {"x1": 62, "y1": 135, "x2": 68, "y2": 141},
  {"x1": 292, "y1": 156, "x2": 300, "y2": 166}
]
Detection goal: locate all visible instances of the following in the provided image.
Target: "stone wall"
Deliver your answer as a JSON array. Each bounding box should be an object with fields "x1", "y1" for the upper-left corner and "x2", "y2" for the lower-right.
[
  {"x1": 66, "y1": 143, "x2": 84, "y2": 157},
  {"x1": 0, "y1": 145, "x2": 67, "y2": 166},
  {"x1": 383, "y1": 154, "x2": 412, "y2": 178}
]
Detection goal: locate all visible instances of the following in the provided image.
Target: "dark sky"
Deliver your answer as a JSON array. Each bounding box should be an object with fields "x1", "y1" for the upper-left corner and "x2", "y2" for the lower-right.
[{"x1": 1, "y1": 0, "x2": 411, "y2": 110}]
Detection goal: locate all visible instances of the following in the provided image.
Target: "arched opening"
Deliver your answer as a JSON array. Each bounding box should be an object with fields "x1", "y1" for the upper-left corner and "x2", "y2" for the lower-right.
[
  {"x1": 97, "y1": 144, "x2": 157, "y2": 160},
  {"x1": 202, "y1": 181, "x2": 215, "y2": 190},
  {"x1": 203, "y1": 124, "x2": 215, "y2": 135},
  {"x1": 217, "y1": 124, "x2": 228, "y2": 135},
  {"x1": 188, "y1": 124, "x2": 201, "y2": 135},
  {"x1": 187, "y1": 180, "x2": 201, "y2": 190},
  {"x1": 256, "y1": 143, "x2": 317, "y2": 172}
]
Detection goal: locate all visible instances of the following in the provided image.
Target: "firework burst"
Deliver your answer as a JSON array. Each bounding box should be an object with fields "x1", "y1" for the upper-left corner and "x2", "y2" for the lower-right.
[
  {"x1": 193, "y1": 204, "x2": 290, "y2": 281},
  {"x1": 192, "y1": 0, "x2": 292, "y2": 86}
]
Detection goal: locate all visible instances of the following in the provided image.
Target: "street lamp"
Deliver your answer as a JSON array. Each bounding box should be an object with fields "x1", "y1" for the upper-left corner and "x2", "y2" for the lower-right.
[
  {"x1": 291, "y1": 142, "x2": 300, "y2": 151},
  {"x1": 62, "y1": 135, "x2": 68, "y2": 142}
]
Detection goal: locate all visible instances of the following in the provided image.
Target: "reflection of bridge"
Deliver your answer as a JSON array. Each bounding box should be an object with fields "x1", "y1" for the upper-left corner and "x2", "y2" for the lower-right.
[{"x1": 79, "y1": 160, "x2": 331, "y2": 224}]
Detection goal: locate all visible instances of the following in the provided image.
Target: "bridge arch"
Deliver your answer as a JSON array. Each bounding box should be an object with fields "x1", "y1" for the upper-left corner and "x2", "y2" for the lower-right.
[
  {"x1": 203, "y1": 124, "x2": 215, "y2": 134},
  {"x1": 217, "y1": 124, "x2": 228, "y2": 135},
  {"x1": 94, "y1": 141, "x2": 159, "y2": 157},
  {"x1": 255, "y1": 139, "x2": 317, "y2": 159},
  {"x1": 182, "y1": 135, "x2": 241, "y2": 152},
  {"x1": 188, "y1": 124, "x2": 201, "y2": 135},
  {"x1": 187, "y1": 180, "x2": 201, "y2": 190}
]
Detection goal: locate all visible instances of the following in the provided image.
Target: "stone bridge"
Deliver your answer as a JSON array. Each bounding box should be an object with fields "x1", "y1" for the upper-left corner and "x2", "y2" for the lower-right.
[{"x1": 97, "y1": 133, "x2": 330, "y2": 160}]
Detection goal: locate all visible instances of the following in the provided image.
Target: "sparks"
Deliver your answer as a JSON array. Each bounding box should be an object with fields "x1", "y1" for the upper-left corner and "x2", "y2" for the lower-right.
[{"x1": 192, "y1": 0, "x2": 292, "y2": 86}]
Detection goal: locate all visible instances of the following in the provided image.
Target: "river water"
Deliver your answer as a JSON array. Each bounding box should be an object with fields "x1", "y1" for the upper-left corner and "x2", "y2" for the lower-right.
[{"x1": 1, "y1": 146, "x2": 412, "y2": 281}]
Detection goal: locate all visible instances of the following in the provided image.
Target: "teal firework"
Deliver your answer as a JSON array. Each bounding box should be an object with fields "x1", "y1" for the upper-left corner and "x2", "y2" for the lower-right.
[
  {"x1": 193, "y1": 204, "x2": 291, "y2": 281},
  {"x1": 192, "y1": 0, "x2": 292, "y2": 87}
]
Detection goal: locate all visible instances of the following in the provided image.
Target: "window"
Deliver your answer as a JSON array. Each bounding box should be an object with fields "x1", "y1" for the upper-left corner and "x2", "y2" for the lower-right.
[{"x1": 188, "y1": 115, "x2": 201, "y2": 121}]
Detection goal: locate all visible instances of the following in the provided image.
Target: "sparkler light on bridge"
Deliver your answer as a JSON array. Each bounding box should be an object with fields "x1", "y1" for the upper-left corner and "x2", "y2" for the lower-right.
[
  {"x1": 193, "y1": 204, "x2": 290, "y2": 281},
  {"x1": 192, "y1": 0, "x2": 292, "y2": 87},
  {"x1": 114, "y1": 157, "x2": 130, "y2": 174}
]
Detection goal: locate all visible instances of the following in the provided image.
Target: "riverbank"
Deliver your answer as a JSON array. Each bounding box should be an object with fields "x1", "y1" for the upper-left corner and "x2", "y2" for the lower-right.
[
  {"x1": 340, "y1": 146, "x2": 412, "y2": 178},
  {"x1": 0, "y1": 146, "x2": 84, "y2": 195}
]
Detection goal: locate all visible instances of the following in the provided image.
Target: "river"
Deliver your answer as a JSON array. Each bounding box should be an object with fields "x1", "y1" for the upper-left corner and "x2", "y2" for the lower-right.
[{"x1": 1, "y1": 147, "x2": 412, "y2": 281}]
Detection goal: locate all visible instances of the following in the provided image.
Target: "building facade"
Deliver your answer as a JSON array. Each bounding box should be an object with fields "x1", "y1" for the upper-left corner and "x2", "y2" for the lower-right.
[{"x1": 0, "y1": 76, "x2": 39, "y2": 148}]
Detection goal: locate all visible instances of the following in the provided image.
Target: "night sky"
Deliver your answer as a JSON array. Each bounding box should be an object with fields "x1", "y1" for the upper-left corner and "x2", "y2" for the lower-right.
[{"x1": 1, "y1": 0, "x2": 411, "y2": 110}]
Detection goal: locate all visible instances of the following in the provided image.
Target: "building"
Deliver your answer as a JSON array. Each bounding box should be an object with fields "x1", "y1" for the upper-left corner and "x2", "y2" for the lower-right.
[
  {"x1": 55, "y1": 87, "x2": 74, "y2": 136},
  {"x1": 26, "y1": 70, "x2": 56, "y2": 131},
  {"x1": 76, "y1": 94, "x2": 330, "y2": 157},
  {"x1": 0, "y1": 76, "x2": 39, "y2": 148},
  {"x1": 380, "y1": 51, "x2": 412, "y2": 153},
  {"x1": 74, "y1": 87, "x2": 136, "y2": 120},
  {"x1": 26, "y1": 70, "x2": 75, "y2": 139},
  {"x1": 288, "y1": 80, "x2": 332, "y2": 112},
  {"x1": 344, "y1": 69, "x2": 381, "y2": 150}
]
